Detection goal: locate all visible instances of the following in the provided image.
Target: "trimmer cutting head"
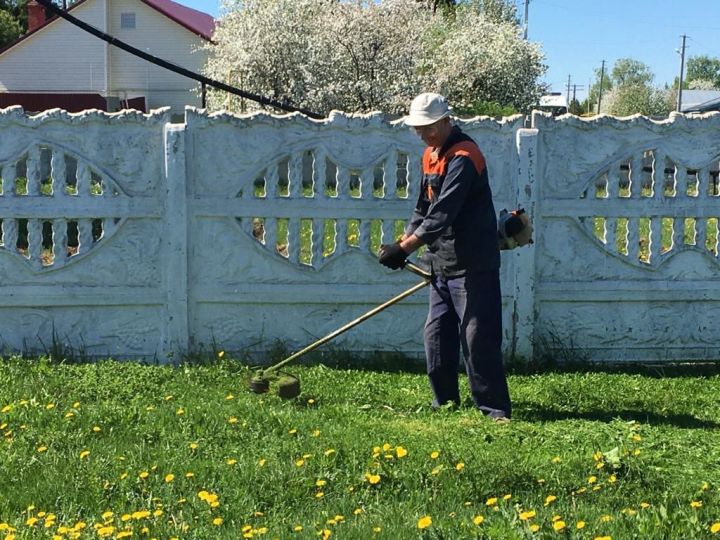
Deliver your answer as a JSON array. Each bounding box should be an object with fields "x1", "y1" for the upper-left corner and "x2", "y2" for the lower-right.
[{"x1": 248, "y1": 371, "x2": 301, "y2": 399}]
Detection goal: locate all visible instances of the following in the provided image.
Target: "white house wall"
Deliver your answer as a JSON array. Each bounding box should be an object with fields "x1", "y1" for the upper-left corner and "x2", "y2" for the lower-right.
[
  {"x1": 0, "y1": 0, "x2": 106, "y2": 93},
  {"x1": 108, "y1": 0, "x2": 206, "y2": 111}
]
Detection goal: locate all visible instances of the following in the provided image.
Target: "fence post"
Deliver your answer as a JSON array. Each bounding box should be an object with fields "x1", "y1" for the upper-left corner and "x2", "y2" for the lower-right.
[
  {"x1": 161, "y1": 123, "x2": 190, "y2": 361},
  {"x1": 512, "y1": 127, "x2": 539, "y2": 360}
]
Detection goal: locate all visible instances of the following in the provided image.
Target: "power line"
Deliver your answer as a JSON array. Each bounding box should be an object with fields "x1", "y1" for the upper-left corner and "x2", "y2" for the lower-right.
[
  {"x1": 32, "y1": 0, "x2": 323, "y2": 119},
  {"x1": 597, "y1": 60, "x2": 606, "y2": 114}
]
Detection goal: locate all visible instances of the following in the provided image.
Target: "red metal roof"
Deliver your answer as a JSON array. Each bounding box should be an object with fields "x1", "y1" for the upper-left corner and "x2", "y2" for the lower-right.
[{"x1": 141, "y1": 0, "x2": 215, "y2": 41}]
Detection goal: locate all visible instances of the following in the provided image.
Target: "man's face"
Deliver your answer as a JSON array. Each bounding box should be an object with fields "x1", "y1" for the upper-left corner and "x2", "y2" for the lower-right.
[{"x1": 413, "y1": 119, "x2": 449, "y2": 147}]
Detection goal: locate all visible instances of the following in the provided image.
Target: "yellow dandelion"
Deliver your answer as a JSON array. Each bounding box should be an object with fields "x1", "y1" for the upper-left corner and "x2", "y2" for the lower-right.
[
  {"x1": 139, "y1": 471, "x2": 149, "y2": 479},
  {"x1": 189, "y1": 443, "x2": 198, "y2": 450},
  {"x1": 609, "y1": 474, "x2": 617, "y2": 483},
  {"x1": 289, "y1": 428, "x2": 297, "y2": 435},
  {"x1": 92, "y1": 426, "x2": 101, "y2": 432},
  {"x1": 308, "y1": 398, "x2": 316, "y2": 404},
  {"x1": 226, "y1": 459, "x2": 237, "y2": 466},
  {"x1": 633, "y1": 449, "x2": 641, "y2": 456},
  {"x1": 185, "y1": 472, "x2": 194, "y2": 478},
  {"x1": 153, "y1": 510, "x2": 163, "y2": 517},
  {"x1": 553, "y1": 520, "x2": 566, "y2": 532},
  {"x1": 37, "y1": 446, "x2": 47, "y2": 453},
  {"x1": 312, "y1": 429, "x2": 321, "y2": 436},
  {"x1": 396, "y1": 446, "x2": 408, "y2": 458},
  {"x1": 576, "y1": 521, "x2": 586, "y2": 529},
  {"x1": 316, "y1": 479, "x2": 327, "y2": 487},
  {"x1": 46, "y1": 403, "x2": 55, "y2": 410},
  {"x1": 431, "y1": 466, "x2": 442, "y2": 476},
  {"x1": 295, "y1": 459, "x2": 305, "y2": 467},
  {"x1": 503, "y1": 494, "x2": 512, "y2": 501},
  {"x1": 26, "y1": 517, "x2": 38, "y2": 527},
  {"x1": 600, "y1": 515, "x2": 613, "y2": 522},
  {"x1": 353, "y1": 508, "x2": 363, "y2": 515},
  {"x1": 97, "y1": 526, "x2": 115, "y2": 537},
  {"x1": 594, "y1": 536, "x2": 612, "y2": 540},
  {"x1": 455, "y1": 462, "x2": 465, "y2": 471},
  {"x1": 320, "y1": 529, "x2": 332, "y2": 539},
  {"x1": 373, "y1": 527, "x2": 381, "y2": 533},
  {"x1": 473, "y1": 515, "x2": 484, "y2": 525},
  {"x1": 640, "y1": 502, "x2": 650, "y2": 509},
  {"x1": 120, "y1": 514, "x2": 132, "y2": 522},
  {"x1": 552, "y1": 456, "x2": 561, "y2": 463},
  {"x1": 544, "y1": 495, "x2": 557, "y2": 506},
  {"x1": 293, "y1": 525, "x2": 303, "y2": 532},
  {"x1": 691, "y1": 501, "x2": 703, "y2": 508},
  {"x1": 315, "y1": 491, "x2": 325, "y2": 498},
  {"x1": 417, "y1": 516, "x2": 432, "y2": 529},
  {"x1": 486, "y1": 497, "x2": 498, "y2": 506},
  {"x1": 324, "y1": 448, "x2": 336, "y2": 456},
  {"x1": 365, "y1": 473, "x2": 381, "y2": 485},
  {"x1": 588, "y1": 475, "x2": 597, "y2": 484},
  {"x1": 258, "y1": 458, "x2": 266, "y2": 467},
  {"x1": 225, "y1": 393, "x2": 234, "y2": 400},
  {"x1": 430, "y1": 451, "x2": 440, "y2": 459},
  {"x1": 79, "y1": 450, "x2": 90, "y2": 459},
  {"x1": 101, "y1": 511, "x2": 114, "y2": 521},
  {"x1": 217, "y1": 350, "x2": 225, "y2": 358},
  {"x1": 530, "y1": 524, "x2": 540, "y2": 532},
  {"x1": 710, "y1": 523, "x2": 720, "y2": 534},
  {"x1": 212, "y1": 517, "x2": 223, "y2": 526},
  {"x1": 228, "y1": 417, "x2": 238, "y2": 424},
  {"x1": 519, "y1": 510, "x2": 536, "y2": 521},
  {"x1": 165, "y1": 474, "x2": 175, "y2": 483}
]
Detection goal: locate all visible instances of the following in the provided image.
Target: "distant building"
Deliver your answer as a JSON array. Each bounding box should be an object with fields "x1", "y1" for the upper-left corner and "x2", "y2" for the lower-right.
[
  {"x1": 537, "y1": 92, "x2": 568, "y2": 116},
  {"x1": 0, "y1": 0, "x2": 214, "y2": 116},
  {"x1": 680, "y1": 90, "x2": 720, "y2": 113}
]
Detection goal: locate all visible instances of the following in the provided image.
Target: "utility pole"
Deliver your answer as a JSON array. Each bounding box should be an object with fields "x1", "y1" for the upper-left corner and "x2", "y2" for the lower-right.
[
  {"x1": 676, "y1": 34, "x2": 688, "y2": 112},
  {"x1": 523, "y1": 0, "x2": 530, "y2": 39},
  {"x1": 566, "y1": 74, "x2": 571, "y2": 106},
  {"x1": 597, "y1": 60, "x2": 606, "y2": 115}
]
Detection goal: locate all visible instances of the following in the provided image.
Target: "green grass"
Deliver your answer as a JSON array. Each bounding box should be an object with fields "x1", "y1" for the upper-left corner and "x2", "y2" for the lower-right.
[{"x1": 1, "y1": 356, "x2": 719, "y2": 539}]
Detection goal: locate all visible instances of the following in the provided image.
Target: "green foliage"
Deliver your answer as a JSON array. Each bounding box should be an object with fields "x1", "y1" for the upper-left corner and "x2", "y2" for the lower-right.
[
  {"x1": 685, "y1": 55, "x2": 720, "y2": 89},
  {"x1": 453, "y1": 98, "x2": 517, "y2": 118},
  {"x1": 0, "y1": 8, "x2": 22, "y2": 47},
  {"x1": 0, "y1": 356, "x2": 719, "y2": 538}
]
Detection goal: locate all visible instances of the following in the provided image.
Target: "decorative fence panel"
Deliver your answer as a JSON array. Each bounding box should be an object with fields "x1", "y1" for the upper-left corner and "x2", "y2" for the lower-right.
[
  {"x1": 532, "y1": 112, "x2": 720, "y2": 362},
  {"x1": 1, "y1": 105, "x2": 719, "y2": 363}
]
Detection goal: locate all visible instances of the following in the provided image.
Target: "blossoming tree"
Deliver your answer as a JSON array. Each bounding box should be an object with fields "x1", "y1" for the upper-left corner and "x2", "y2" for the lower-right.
[{"x1": 204, "y1": 0, "x2": 545, "y2": 117}]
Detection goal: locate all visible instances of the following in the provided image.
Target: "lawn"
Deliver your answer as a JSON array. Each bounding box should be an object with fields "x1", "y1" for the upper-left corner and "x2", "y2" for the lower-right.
[{"x1": 0, "y1": 355, "x2": 719, "y2": 539}]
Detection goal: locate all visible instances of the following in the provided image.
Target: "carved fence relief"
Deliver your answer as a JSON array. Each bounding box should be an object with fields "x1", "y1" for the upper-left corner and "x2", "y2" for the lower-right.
[{"x1": 1, "y1": 105, "x2": 719, "y2": 362}]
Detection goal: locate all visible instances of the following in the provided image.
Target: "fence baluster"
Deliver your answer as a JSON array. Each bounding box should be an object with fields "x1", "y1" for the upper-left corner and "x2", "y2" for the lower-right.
[
  {"x1": 76, "y1": 163, "x2": 90, "y2": 197},
  {"x1": 361, "y1": 167, "x2": 373, "y2": 200},
  {"x1": 313, "y1": 149, "x2": 326, "y2": 200},
  {"x1": 312, "y1": 218, "x2": 324, "y2": 267},
  {"x1": 360, "y1": 218, "x2": 371, "y2": 254},
  {"x1": 78, "y1": 218, "x2": 93, "y2": 254},
  {"x1": 53, "y1": 218, "x2": 68, "y2": 264},
  {"x1": 649, "y1": 216, "x2": 661, "y2": 263},
  {"x1": 264, "y1": 217, "x2": 277, "y2": 253},
  {"x1": 607, "y1": 166, "x2": 619, "y2": 198},
  {"x1": 2, "y1": 218, "x2": 18, "y2": 251},
  {"x1": 288, "y1": 217, "x2": 301, "y2": 264},
  {"x1": 336, "y1": 166, "x2": 350, "y2": 200},
  {"x1": 407, "y1": 154, "x2": 420, "y2": 199},
  {"x1": 50, "y1": 150, "x2": 65, "y2": 197},
  {"x1": 676, "y1": 165, "x2": 687, "y2": 198},
  {"x1": 28, "y1": 219, "x2": 43, "y2": 267},
  {"x1": 696, "y1": 217, "x2": 707, "y2": 251},
  {"x1": 265, "y1": 162, "x2": 279, "y2": 199},
  {"x1": 627, "y1": 217, "x2": 640, "y2": 260},
  {"x1": 630, "y1": 155, "x2": 643, "y2": 197},
  {"x1": 384, "y1": 153, "x2": 397, "y2": 199},
  {"x1": 335, "y1": 219, "x2": 348, "y2": 254},
  {"x1": 289, "y1": 153, "x2": 303, "y2": 198},
  {"x1": 605, "y1": 217, "x2": 616, "y2": 253},
  {"x1": 381, "y1": 219, "x2": 394, "y2": 245},
  {"x1": 652, "y1": 150, "x2": 665, "y2": 198},
  {"x1": 2, "y1": 162, "x2": 16, "y2": 197},
  {"x1": 672, "y1": 217, "x2": 683, "y2": 250},
  {"x1": 699, "y1": 166, "x2": 710, "y2": 197},
  {"x1": 27, "y1": 148, "x2": 41, "y2": 196}
]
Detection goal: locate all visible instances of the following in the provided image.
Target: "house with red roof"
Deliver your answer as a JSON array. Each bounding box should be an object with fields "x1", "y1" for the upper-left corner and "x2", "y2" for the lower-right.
[{"x1": 0, "y1": 0, "x2": 214, "y2": 116}]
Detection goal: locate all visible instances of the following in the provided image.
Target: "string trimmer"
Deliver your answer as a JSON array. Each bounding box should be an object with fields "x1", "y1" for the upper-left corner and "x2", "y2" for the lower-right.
[{"x1": 249, "y1": 261, "x2": 432, "y2": 399}]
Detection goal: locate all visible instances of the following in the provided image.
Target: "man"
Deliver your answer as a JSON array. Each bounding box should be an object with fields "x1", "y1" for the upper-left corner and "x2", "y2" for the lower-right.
[{"x1": 378, "y1": 92, "x2": 511, "y2": 421}]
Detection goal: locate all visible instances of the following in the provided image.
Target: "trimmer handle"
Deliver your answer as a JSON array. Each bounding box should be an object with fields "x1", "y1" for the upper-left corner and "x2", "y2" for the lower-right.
[{"x1": 405, "y1": 261, "x2": 432, "y2": 280}]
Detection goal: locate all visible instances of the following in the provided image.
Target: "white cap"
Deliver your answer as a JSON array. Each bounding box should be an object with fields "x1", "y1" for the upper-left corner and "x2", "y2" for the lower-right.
[{"x1": 403, "y1": 93, "x2": 451, "y2": 127}]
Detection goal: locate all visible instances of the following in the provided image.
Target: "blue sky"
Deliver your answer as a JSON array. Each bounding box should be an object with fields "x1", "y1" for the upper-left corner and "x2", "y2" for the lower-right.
[{"x1": 183, "y1": 0, "x2": 719, "y2": 102}]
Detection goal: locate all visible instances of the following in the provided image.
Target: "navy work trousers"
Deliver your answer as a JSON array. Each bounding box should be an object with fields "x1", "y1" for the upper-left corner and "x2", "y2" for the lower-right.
[{"x1": 424, "y1": 269, "x2": 511, "y2": 418}]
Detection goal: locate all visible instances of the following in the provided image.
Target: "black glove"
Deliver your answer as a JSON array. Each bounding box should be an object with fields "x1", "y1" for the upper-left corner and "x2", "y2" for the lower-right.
[{"x1": 378, "y1": 243, "x2": 408, "y2": 270}]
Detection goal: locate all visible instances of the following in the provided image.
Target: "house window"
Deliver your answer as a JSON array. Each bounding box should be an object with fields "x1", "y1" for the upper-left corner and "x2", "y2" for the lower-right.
[{"x1": 120, "y1": 13, "x2": 136, "y2": 29}]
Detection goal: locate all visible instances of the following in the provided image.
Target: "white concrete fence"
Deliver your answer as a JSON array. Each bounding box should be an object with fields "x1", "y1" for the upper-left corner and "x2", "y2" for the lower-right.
[{"x1": 1, "y1": 106, "x2": 719, "y2": 363}]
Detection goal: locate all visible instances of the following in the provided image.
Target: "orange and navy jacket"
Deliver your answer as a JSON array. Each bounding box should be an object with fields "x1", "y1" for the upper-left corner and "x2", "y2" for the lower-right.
[{"x1": 405, "y1": 126, "x2": 500, "y2": 276}]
